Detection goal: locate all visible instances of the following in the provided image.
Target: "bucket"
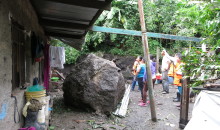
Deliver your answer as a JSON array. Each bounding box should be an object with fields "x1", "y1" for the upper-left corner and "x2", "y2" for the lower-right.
[
  {"x1": 156, "y1": 75, "x2": 162, "y2": 80},
  {"x1": 25, "y1": 90, "x2": 46, "y2": 101}
]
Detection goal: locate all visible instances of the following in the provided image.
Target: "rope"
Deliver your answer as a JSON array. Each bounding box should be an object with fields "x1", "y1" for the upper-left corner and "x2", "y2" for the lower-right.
[{"x1": 11, "y1": 96, "x2": 20, "y2": 123}]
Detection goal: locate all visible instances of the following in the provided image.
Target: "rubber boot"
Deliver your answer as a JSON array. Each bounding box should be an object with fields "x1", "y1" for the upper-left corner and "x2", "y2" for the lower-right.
[
  {"x1": 173, "y1": 92, "x2": 178, "y2": 99},
  {"x1": 173, "y1": 92, "x2": 180, "y2": 102}
]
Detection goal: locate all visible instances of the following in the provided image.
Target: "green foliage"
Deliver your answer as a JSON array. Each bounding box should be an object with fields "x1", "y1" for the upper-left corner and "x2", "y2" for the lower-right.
[
  {"x1": 84, "y1": 0, "x2": 220, "y2": 87},
  {"x1": 182, "y1": 47, "x2": 220, "y2": 87},
  {"x1": 50, "y1": 39, "x2": 80, "y2": 64},
  {"x1": 85, "y1": 0, "x2": 143, "y2": 56},
  {"x1": 85, "y1": 0, "x2": 219, "y2": 55},
  {"x1": 179, "y1": 1, "x2": 220, "y2": 87}
]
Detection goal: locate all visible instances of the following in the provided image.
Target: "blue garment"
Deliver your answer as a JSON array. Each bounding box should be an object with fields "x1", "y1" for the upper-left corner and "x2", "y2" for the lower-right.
[
  {"x1": 168, "y1": 76, "x2": 174, "y2": 84},
  {"x1": 151, "y1": 61, "x2": 156, "y2": 76},
  {"x1": 131, "y1": 76, "x2": 140, "y2": 91},
  {"x1": 143, "y1": 61, "x2": 156, "y2": 82},
  {"x1": 178, "y1": 86, "x2": 183, "y2": 95},
  {"x1": 137, "y1": 64, "x2": 146, "y2": 78}
]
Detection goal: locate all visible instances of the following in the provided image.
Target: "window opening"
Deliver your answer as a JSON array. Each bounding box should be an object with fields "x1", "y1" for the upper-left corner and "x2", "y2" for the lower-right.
[{"x1": 11, "y1": 21, "x2": 25, "y2": 90}]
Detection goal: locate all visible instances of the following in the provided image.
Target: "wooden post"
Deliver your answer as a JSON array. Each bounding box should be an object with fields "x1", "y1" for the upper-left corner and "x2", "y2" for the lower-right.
[
  {"x1": 137, "y1": 0, "x2": 157, "y2": 122},
  {"x1": 156, "y1": 47, "x2": 160, "y2": 74},
  {"x1": 179, "y1": 77, "x2": 190, "y2": 129}
]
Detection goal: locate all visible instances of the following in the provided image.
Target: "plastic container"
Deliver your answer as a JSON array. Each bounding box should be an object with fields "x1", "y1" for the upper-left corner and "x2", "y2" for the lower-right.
[
  {"x1": 156, "y1": 75, "x2": 162, "y2": 80},
  {"x1": 25, "y1": 90, "x2": 46, "y2": 101},
  {"x1": 27, "y1": 85, "x2": 44, "y2": 92},
  {"x1": 51, "y1": 77, "x2": 59, "y2": 82}
]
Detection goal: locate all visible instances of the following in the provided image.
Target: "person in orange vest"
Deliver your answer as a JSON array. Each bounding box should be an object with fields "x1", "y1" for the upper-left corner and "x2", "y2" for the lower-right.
[
  {"x1": 163, "y1": 50, "x2": 183, "y2": 102},
  {"x1": 168, "y1": 62, "x2": 175, "y2": 84},
  {"x1": 168, "y1": 61, "x2": 180, "y2": 101},
  {"x1": 173, "y1": 59, "x2": 184, "y2": 102},
  {"x1": 131, "y1": 56, "x2": 142, "y2": 91}
]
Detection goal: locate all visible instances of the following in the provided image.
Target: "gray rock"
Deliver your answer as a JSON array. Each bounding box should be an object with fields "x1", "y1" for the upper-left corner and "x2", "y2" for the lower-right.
[{"x1": 63, "y1": 54, "x2": 125, "y2": 115}]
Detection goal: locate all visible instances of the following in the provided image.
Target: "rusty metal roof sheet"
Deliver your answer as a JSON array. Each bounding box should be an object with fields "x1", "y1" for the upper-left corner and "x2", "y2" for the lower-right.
[{"x1": 30, "y1": 0, "x2": 112, "y2": 50}]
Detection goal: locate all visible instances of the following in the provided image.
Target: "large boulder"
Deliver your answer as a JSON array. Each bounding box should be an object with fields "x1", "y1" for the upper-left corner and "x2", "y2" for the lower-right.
[
  {"x1": 63, "y1": 54, "x2": 125, "y2": 114},
  {"x1": 103, "y1": 54, "x2": 135, "y2": 80}
]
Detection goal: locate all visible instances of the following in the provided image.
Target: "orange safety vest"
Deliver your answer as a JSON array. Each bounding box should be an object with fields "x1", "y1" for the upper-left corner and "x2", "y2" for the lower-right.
[
  {"x1": 173, "y1": 62, "x2": 182, "y2": 86},
  {"x1": 132, "y1": 60, "x2": 139, "y2": 75},
  {"x1": 168, "y1": 63, "x2": 175, "y2": 77}
]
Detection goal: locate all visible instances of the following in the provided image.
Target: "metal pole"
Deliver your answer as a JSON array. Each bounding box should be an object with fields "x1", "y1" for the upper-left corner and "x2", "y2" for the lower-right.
[{"x1": 137, "y1": 0, "x2": 157, "y2": 121}]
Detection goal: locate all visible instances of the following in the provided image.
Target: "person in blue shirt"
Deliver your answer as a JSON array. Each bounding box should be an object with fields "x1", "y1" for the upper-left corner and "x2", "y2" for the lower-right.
[
  {"x1": 140, "y1": 56, "x2": 157, "y2": 107},
  {"x1": 136, "y1": 58, "x2": 146, "y2": 106}
]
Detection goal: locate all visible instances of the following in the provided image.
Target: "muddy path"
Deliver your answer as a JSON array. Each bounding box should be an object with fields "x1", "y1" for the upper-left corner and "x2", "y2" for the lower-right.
[{"x1": 49, "y1": 84, "x2": 193, "y2": 130}]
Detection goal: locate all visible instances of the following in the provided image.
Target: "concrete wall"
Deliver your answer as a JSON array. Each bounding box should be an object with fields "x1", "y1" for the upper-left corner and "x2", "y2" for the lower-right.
[{"x1": 0, "y1": 0, "x2": 45, "y2": 129}]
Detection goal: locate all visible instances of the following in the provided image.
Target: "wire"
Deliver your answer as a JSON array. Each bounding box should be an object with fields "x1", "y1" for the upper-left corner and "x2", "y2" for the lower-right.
[{"x1": 11, "y1": 96, "x2": 20, "y2": 123}]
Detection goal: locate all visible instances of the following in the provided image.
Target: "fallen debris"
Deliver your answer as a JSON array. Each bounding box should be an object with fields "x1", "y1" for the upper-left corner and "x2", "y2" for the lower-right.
[
  {"x1": 73, "y1": 120, "x2": 86, "y2": 124},
  {"x1": 114, "y1": 84, "x2": 131, "y2": 117}
]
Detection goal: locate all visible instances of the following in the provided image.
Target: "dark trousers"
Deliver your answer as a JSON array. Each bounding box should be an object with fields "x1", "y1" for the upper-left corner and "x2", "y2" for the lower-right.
[
  {"x1": 137, "y1": 77, "x2": 144, "y2": 100},
  {"x1": 162, "y1": 70, "x2": 169, "y2": 93},
  {"x1": 131, "y1": 76, "x2": 140, "y2": 90}
]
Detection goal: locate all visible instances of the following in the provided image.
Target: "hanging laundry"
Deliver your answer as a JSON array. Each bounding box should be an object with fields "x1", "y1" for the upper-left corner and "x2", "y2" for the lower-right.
[
  {"x1": 49, "y1": 46, "x2": 65, "y2": 69},
  {"x1": 31, "y1": 32, "x2": 44, "y2": 63}
]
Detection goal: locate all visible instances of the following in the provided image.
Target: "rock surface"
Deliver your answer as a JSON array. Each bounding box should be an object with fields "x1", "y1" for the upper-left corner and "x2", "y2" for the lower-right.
[
  {"x1": 63, "y1": 54, "x2": 125, "y2": 114},
  {"x1": 59, "y1": 54, "x2": 136, "y2": 80},
  {"x1": 103, "y1": 54, "x2": 135, "y2": 80}
]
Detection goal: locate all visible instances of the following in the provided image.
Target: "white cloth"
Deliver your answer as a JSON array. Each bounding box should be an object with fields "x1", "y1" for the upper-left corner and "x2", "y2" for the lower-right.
[
  {"x1": 165, "y1": 53, "x2": 177, "y2": 65},
  {"x1": 161, "y1": 56, "x2": 170, "y2": 72},
  {"x1": 49, "y1": 46, "x2": 65, "y2": 69},
  {"x1": 165, "y1": 53, "x2": 183, "y2": 75},
  {"x1": 185, "y1": 91, "x2": 220, "y2": 130}
]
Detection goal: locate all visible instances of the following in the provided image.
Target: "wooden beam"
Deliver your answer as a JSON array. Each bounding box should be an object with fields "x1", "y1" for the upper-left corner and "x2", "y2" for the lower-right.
[
  {"x1": 91, "y1": 26, "x2": 204, "y2": 42},
  {"x1": 87, "y1": 8, "x2": 106, "y2": 34},
  {"x1": 205, "y1": 84, "x2": 220, "y2": 88},
  {"x1": 46, "y1": 32, "x2": 83, "y2": 39},
  {"x1": 179, "y1": 77, "x2": 190, "y2": 129},
  {"x1": 46, "y1": 0, "x2": 111, "y2": 10},
  {"x1": 138, "y1": 0, "x2": 157, "y2": 122},
  {"x1": 156, "y1": 47, "x2": 160, "y2": 73},
  {"x1": 113, "y1": 84, "x2": 130, "y2": 117},
  {"x1": 40, "y1": 19, "x2": 89, "y2": 30},
  {"x1": 91, "y1": 26, "x2": 141, "y2": 36},
  {"x1": 147, "y1": 32, "x2": 203, "y2": 42},
  {"x1": 89, "y1": 10, "x2": 104, "y2": 28}
]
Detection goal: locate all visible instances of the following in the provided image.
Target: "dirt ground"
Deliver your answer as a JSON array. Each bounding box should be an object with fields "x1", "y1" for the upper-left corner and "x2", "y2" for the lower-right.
[{"x1": 49, "y1": 84, "x2": 193, "y2": 130}]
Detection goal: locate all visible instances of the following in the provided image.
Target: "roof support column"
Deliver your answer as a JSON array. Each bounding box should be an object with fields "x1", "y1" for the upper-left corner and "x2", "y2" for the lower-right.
[{"x1": 137, "y1": 0, "x2": 157, "y2": 122}]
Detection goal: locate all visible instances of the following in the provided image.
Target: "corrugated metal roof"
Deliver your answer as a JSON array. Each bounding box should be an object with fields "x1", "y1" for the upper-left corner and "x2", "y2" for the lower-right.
[{"x1": 30, "y1": 0, "x2": 112, "y2": 50}]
